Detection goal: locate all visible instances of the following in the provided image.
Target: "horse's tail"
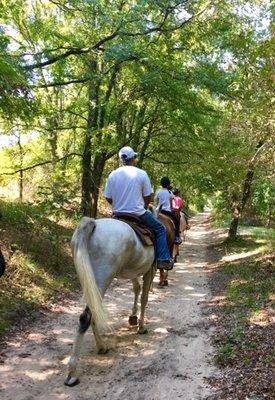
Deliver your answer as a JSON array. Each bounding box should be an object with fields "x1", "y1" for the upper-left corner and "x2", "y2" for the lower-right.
[{"x1": 71, "y1": 217, "x2": 109, "y2": 332}]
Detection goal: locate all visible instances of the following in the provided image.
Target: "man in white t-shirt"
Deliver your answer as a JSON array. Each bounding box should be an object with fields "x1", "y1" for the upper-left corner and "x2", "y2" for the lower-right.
[{"x1": 104, "y1": 146, "x2": 173, "y2": 270}]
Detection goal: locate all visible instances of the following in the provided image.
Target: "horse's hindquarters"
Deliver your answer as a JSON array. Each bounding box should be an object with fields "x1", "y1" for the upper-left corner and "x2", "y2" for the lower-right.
[
  {"x1": 115, "y1": 245, "x2": 154, "y2": 279},
  {"x1": 66, "y1": 217, "x2": 156, "y2": 384}
]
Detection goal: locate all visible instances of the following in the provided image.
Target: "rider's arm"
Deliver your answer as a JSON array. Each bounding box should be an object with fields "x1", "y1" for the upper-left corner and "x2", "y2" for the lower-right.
[
  {"x1": 170, "y1": 197, "x2": 173, "y2": 210},
  {"x1": 143, "y1": 194, "x2": 152, "y2": 209},
  {"x1": 104, "y1": 174, "x2": 113, "y2": 205},
  {"x1": 170, "y1": 193, "x2": 175, "y2": 211},
  {"x1": 142, "y1": 172, "x2": 153, "y2": 209},
  {"x1": 155, "y1": 191, "x2": 160, "y2": 208}
]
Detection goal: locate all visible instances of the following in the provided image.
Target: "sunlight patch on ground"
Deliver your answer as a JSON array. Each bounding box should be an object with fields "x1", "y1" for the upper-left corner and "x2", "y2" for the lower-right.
[
  {"x1": 6, "y1": 341, "x2": 22, "y2": 348},
  {"x1": 58, "y1": 337, "x2": 73, "y2": 344},
  {"x1": 249, "y1": 309, "x2": 275, "y2": 326},
  {"x1": 154, "y1": 327, "x2": 168, "y2": 334},
  {"x1": 221, "y1": 247, "x2": 266, "y2": 262},
  {"x1": 184, "y1": 285, "x2": 195, "y2": 290},
  {"x1": 61, "y1": 356, "x2": 70, "y2": 365},
  {"x1": 25, "y1": 368, "x2": 60, "y2": 381},
  {"x1": 231, "y1": 278, "x2": 248, "y2": 285}
]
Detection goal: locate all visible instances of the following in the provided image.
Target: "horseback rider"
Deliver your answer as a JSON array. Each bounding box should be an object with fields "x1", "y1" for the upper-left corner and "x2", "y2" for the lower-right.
[
  {"x1": 172, "y1": 188, "x2": 183, "y2": 213},
  {"x1": 156, "y1": 177, "x2": 182, "y2": 245},
  {"x1": 104, "y1": 146, "x2": 174, "y2": 271},
  {"x1": 173, "y1": 189, "x2": 190, "y2": 229}
]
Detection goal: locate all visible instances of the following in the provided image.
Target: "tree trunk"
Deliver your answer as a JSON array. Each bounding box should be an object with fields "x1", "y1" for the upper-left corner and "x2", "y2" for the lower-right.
[
  {"x1": 19, "y1": 169, "x2": 23, "y2": 201},
  {"x1": 229, "y1": 204, "x2": 240, "y2": 237},
  {"x1": 228, "y1": 141, "x2": 268, "y2": 237},
  {"x1": 228, "y1": 169, "x2": 254, "y2": 238},
  {"x1": 17, "y1": 133, "x2": 24, "y2": 201},
  {"x1": 136, "y1": 117, "x2": 156, "y2": 168},
  {"x1": 81, "y1": 134, "x2": 93, "y2": 216},
  {"x1": 81, "y1": 59, "x2": 99, "y2": 216},
  {"x1": 90, "y1": 154, "x2": 107, "y2": 218}
]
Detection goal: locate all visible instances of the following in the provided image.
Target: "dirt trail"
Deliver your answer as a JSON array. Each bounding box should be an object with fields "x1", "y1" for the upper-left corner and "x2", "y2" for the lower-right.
[{"x1": 0, "y1": 212, "x2": 219, "y2": 400}]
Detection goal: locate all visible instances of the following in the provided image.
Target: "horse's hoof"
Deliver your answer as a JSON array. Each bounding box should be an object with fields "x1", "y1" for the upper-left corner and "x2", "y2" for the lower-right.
[
  {"x1": 98, "y1": 347, "x2": 109, "y2": 355},
  {"x1": 138, "y1": 328, "x2": 148, "y2": 334},
  {"x1": 129, "y1": 315, "x2": 138, "y2": 326},
  {"x1": 163, "y1": 280, "x2": 168, "y2": 286},
  {"x1": 64, "y1": 375, "x2": 80, "y2": 387}
]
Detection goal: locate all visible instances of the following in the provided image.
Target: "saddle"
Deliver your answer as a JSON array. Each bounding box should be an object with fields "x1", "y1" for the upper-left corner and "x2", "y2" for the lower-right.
[{"x1": 113, "y1": 213, "x2": 155, "y2": 247}]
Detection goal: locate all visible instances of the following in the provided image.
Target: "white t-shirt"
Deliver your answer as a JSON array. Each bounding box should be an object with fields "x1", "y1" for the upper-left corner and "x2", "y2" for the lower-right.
[
  {"x1": 156, "y1": 188, "x2": 173, "y2": 212},
  {"x1": 104, "y1": 166, "x2": 152, "y2": 216}
]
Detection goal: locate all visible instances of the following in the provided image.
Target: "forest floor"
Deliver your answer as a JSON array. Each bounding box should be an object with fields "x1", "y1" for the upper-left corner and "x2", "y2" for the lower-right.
[{"x1": 0, "y1": 212, "x2": 273, "y2": 400}]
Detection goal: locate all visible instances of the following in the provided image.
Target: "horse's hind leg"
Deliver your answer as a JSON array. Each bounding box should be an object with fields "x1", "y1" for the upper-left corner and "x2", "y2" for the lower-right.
[
  {"x1": 129, "y1": 278, "x2": 141, "y2": 326},
  {"x1": 91, "y1": 317, "x2": 110, "y2": 354},
  {"x1": 64, "y1": 306, "x2": 91, "y2": 387},
  {"x1": 138, "y1": 270, "x2": 153, "y2": 334}
]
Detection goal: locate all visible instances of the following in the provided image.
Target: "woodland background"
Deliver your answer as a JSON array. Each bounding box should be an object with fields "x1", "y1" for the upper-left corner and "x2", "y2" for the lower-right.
[
  {"x1": 0, "y1": 3, "x2": 274, "y2": 390},
  {"x1": 0, "y1": 0, "x2": 273, "y2": 230}
]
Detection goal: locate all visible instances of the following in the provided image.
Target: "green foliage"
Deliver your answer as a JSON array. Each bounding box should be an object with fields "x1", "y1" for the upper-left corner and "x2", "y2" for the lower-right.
[
  {"x1": 252, "y1": 180, "x2": 274, "y2": 220},
  {"x1": 0, "y1": 0, "x2": 274, "y2": 223},
  {"x1": 0, "y1": 28, "x2": 35, "y2": 119}
]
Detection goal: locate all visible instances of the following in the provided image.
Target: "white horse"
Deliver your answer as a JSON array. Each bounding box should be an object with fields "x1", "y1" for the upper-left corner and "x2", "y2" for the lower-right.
[{"x1": 65, "y1": 217, "x2": 155, "y2": 386}]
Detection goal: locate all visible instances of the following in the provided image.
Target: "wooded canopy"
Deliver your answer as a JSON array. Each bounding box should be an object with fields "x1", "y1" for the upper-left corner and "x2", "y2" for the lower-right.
[{"x1": 0, "y1": 0, "x2": 274, "y2": 233}]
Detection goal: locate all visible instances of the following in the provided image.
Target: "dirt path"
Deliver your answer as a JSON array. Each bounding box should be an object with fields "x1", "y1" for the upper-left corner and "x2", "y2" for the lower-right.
[{"x1": 0, "y1": 212, "x2": 219, "y2": 400}]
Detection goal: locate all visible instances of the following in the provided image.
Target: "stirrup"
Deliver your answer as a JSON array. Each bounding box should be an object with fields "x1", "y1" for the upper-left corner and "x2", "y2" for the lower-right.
[
  {"x1": 157, "y1": 260, "x2": 174, "y2": 271},
  {"x1": 174, "y1": 237, "x2": 182, "y2": 245}
]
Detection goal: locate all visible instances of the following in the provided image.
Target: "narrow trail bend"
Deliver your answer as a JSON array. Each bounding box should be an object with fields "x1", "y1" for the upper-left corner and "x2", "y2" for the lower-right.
[{"x1": 1, "y1": 212, "x2": 220, "y2": 400}]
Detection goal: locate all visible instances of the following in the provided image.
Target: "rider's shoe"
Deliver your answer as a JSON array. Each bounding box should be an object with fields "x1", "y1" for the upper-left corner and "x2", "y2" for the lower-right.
[
  {"x1": 174, "y1": 236, "x2": 182, "y2": 245},
  {"x1": 157, "y1": 259, "x2": 174, "y2": 271}
]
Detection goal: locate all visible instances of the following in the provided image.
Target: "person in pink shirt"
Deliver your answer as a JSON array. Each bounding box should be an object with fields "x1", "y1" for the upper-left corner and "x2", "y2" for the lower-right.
[
  {"x1": 172, "y1": 189, "x2": 184, "y2": 211},
  {"x1": 172, "y1": 189, "x2": 190, "y2": 229}
]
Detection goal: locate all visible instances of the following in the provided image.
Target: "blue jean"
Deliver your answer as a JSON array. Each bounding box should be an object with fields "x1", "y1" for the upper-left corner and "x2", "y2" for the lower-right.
[{"x1": 139, "y1": 211, "x2": 171, "y2": 261}]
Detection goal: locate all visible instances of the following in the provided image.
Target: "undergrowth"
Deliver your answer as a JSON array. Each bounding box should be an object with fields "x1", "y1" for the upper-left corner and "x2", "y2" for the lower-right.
[
  {"x1": 0, "y1": 200, "x2": 78, "y2": 336},
  {"x1": 209, "y1": 226, "x2": 274, "y2": 399},
  {"x1": 215, "y1": 257, "x2": 274, "y2": 366}
]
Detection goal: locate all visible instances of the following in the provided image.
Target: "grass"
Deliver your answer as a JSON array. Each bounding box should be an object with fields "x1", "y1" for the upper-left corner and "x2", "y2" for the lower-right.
[
  {"x1": 0, "y1": 200, "x2": 78, "y2": 336},
  {"x1": 212, "y1": 226, "x2": 274, "y2": 380},
  {"x1": 222, "y1": 226, "x2": 274, "y2": 255},
  {"x1": 208, "y1": 225, "x2": 275, "y2": 398},
  {"x1": 216, "y1": 256, "x2": 274, "y2": 365}
]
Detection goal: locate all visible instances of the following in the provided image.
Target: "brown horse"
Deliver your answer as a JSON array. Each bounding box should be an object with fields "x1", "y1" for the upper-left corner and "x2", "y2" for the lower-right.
[
  {"x1": 173, "y1": 211, "x2": 188, "y2": 262},
  {"x1": 158, "y1": 213, "x2": 175, "y2": 287}
]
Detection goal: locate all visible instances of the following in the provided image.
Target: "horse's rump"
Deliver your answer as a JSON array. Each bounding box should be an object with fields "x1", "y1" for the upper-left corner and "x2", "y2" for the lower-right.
[{"x1": 158, "y1": 213, "x2": 175, "y2": 252}]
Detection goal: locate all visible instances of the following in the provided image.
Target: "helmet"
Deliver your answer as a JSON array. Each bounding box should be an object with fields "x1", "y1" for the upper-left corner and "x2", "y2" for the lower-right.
[{"x1": 160, "y1": 176, "x2": 171, "y2": 188}]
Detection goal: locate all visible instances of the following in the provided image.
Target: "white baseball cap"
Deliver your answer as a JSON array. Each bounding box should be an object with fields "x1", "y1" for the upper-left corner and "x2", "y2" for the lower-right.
[{"x1": 118, "y1": 146, "x2": 138, "y2": 160}]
